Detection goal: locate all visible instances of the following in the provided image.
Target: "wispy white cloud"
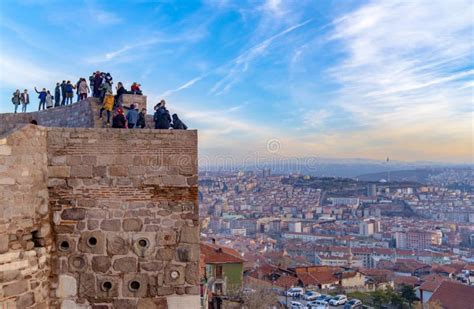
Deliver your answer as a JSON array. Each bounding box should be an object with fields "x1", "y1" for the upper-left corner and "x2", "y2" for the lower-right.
[
  {"x1": 159, "y1": 75, "x2": 205, "y2": 98},
  {"x1": 210, "y1": 19, "x2": 313, "y2": 95},
  {"x1": 329, "y1": 0, "x2": 473, "y2": 129}
]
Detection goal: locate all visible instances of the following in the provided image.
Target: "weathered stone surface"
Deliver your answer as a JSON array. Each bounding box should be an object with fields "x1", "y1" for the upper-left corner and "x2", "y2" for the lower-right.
[
  {"x1": 185, "y1": 262, "x2": 200, "y2": 285},
  {"x1": 92, "y1": 256, "x2": 111, "y2": 273},
  {"x1": 16, "y1": 292, "x2": 35, "y2": 307},
  {"x1": 137, "y1": 298, "x2": 168, "y2": 309},
  {"x1": 100, "y1": 219, "x2": 121, "y2": 231},
  {"x1": 57, "y1": 274, "x2": 77, "y2": 298},
  {"x1": 140, "y1": 261, "x2": 164, "y2": 271},
  {"x1": 185, "y1": 285, "x2": 200, "y2": 295},
  {"x1": 122, "y1": 273, "x2": 149, "y2": 297},
  {"x1": 122, "y1": 218, "x2": 143, "y2": 231},
  {"x1": 78, "y1": 231, "x2": 105, "y2": 254},
  {"x1": 180, "y1": 225, "x2": 199, "y2": 244},
  {"x1": 157, "y1": 229, "x2": 177, "y2": 245},
  {"x1": 156, "y1": 247, "x2": 174, "y2": 261},
  {"x1": 0, "y1": 234, "x2": 9, "y2": 253},
  {"x1": 61, "y1": 208, "x2": 86, "y2": 220},
  {"x1": 164, "y1": 264, "x2": 185, "y2": 286},
  {"x1": 113, "y1": 257, "x2": 137, "y2": 272},
  {"x1": 113, "y1": 299, "x2": 137, "y2": 309},
  {"x1": 69, "y1": 254, "x2": 88, "y2": 272},
  {"x1": 3, "y1": 280, "x2": 28, "y2": 297},
  {"x1": 79, "y1": 273, "x2": 96, "y2": 298},
  {"x1": 107, "y1": 235, "x2": 129, "y2": 255}
]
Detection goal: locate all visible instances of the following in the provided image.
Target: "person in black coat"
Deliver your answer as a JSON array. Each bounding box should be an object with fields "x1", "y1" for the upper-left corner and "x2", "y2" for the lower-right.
[
  {"x1": 171, "y1": 114, "x2": 187, "y2": 130},
  {"x1": 154, "y1": 104, "x2": 171, "y2": 129}
]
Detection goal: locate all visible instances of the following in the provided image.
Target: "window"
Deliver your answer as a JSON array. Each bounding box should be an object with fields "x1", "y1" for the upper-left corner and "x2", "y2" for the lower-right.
[{"x1": 216, "y1": 265, "x2": 223, "y2": 279}]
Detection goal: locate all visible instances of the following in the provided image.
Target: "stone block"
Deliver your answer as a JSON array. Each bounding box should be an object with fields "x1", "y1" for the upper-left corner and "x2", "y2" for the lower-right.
[
  {"x1": 56, "y1": 236, "x2": 77, "y2": 256},
  {"x1": 113, "y1": 299, "x2": 137, "y2": 309},
  {"x1": 3, "y1": 279, "x2": 28, "y2": 297},
  {"x1": 106, "y1": 235, "x2": 129, "y2": 255},
  {"x1": 96, "y1": 274, "x2": 119, "y2": 299},
  {"x1": 156, "y1": 247, "x2": 174, "y2": 261},
  {"x1": 0, "y1": 234, "x2": 9, "y2": 253},
  {"x1": 122, "y1": 218, "x2": 142, "y2": 231},
  {"x1": 185, "y1": 285, "x2": 200, "y2": 295},
  {"x1": 137, "y1": 298, "x2": 168, "y2": 309},
  {"x1": 16, "y1": 291, "x2": 34, "y2": 307},
  {"x1": 108, "y1": 165, "x2": 127, "y2": 177},
  {"x1": 132, "y1": 235, "x2": 155, "y2": 258},
  {"x1": 70, "y1": 165, "x2": 92, "y2": 178},
  {"x1": 100, "y1": 219, "x2": 121, "y2": 231},
  {"x1": 56, "y1": 274, "x2": 77, "y2": 298},
  {"x1": 113, "y1": 256, "x2": 137, "y2": 272},
  {"x1": 61, "y1": 208, "x2": 86, "y2": 220},
  {"x1": 164, "y1": 264, "x2": 185, "y2": 286},
  {"x1": 180, "y1": 225, "x2": 199, "y2": 244},
  {"x1": 49, "y1": 166, "x2": 70, "y2": 178},
  {"x1": 92, "y1": 256, "x2": 111, "y2": 273},
  {"x1": 78, "y1": 273, "x2": 96, "y2": 298},
  {"x1": 140, "y1": 261, "x2": 164, "y2": 272},
  {"x1": 185, "y1": 262, "x2": 200, "y2": 285},
  {"x1": 68, "y1": 254, "x2": 89, "y2": 272},
  {"x1": 122, "y1": 273, "x2": 149, "y2": 298},
  {"x1": 78, "y1": 231, "x2": 105, "y2": 254},
  {"x1": 157, "y1": 229, "x2": 178, "y2": 246}
]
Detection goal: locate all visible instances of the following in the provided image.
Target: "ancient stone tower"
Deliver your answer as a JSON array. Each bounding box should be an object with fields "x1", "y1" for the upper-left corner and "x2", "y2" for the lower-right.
[{"x1": 0, "y1": 95, "x2": 200, "y2": 308}]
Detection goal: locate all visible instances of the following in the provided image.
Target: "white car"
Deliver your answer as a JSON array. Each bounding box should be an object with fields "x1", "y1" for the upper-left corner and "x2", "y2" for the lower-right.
[
  {"x1": 290, "y1": 300, "x2": 305, "y2": 308},
  {"x1": 303, "y1": 291, "x2": 321, "y2": 301},
  {"x1": 329, "y1": 295, "x2": 348, "y2": 306},
  {"x1": 307, "y1": 299, "x2": 329, "y2": 309},
  {"x1": 286, "y1": 287, "x2": 304, "y2": 297}
]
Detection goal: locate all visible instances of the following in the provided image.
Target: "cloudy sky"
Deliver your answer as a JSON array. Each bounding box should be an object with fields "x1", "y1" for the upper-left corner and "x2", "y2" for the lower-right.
[{"x1": 0, "y1": 0, "x2": 472, "y2": 163}]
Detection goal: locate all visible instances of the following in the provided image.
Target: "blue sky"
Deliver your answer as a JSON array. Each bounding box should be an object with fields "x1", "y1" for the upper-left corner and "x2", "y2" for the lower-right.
[{"x1": 0, "y1": 0, "x2": 472, "y2": 163}]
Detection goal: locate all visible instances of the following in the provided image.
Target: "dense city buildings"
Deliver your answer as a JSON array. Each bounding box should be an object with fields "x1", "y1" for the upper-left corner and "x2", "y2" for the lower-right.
[{"x1": 199, "y1": 168, "x2": 474, "y2": 307}]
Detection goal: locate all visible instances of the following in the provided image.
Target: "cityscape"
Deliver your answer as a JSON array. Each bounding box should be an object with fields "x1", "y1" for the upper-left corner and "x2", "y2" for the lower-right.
[{"x1": 199, "y1": 166, "x2": 474, "y2": 308}]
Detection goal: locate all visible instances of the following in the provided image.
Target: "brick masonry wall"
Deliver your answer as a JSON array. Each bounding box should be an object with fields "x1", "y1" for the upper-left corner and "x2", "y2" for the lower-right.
[
  {"x1": 0, "y1": 125, "x2": 52, "y2": 308},
  {"x1": 46, "y1": 127, "x2": 199, "y2": 308},
  {"x1": 0, "y1": 100, "x2": 94, "y2": 135}
]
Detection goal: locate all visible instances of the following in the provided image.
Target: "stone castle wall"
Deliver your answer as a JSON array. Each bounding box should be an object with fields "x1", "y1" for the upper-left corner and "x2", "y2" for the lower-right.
[
  {"x1": 0, "y1": 125, "x2": 52, "y2": 308},
  {"x1": 0, "y1": 97, "x2": 199, "y2": 309}
]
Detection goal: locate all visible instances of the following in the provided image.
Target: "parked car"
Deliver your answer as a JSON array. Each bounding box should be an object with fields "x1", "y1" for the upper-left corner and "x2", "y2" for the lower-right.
[
  {"x1": 287, "y1": 287, "x2": 304, "y2": 298},
  {"x1": 344, "y1": 299, "x2": 363, "y2": 309},
  {"x1": 304, "y1": 291, "x2": 321, "y2": 301},
  {"x1": 290, "y1": 300, "x2": 305, "y2": 308},
  {"x1": 329, "y1": 295, "x2": 348, "y2": 306},
  {"x1": 315, "y1": 294, "x2": 331, "y2": 302},
  {"x1": 307, "y1": 299, "x2": 329, "y2": 309}
]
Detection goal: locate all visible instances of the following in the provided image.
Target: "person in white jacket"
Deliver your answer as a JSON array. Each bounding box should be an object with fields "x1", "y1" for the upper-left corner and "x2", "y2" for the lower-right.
[
  {"x1": 45, "y1": 90, "x2": 54, "y2": 109},
  {"x1": 78, "y1": 78, "x2": 90, "y2": 101}
]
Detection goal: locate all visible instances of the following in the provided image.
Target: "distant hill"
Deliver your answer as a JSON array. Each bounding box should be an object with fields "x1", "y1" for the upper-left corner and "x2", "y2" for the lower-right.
[{"x1": 357, "y1": 169, "x2": 438, "y2": 183}]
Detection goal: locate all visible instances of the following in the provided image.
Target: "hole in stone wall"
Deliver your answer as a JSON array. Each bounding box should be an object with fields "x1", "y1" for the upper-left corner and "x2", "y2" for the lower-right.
[
  {"x1": 128, "y1": 280, "x2": 141, "y2": 292},
  {"x1": 31, "y1": 230, "x2": 44, "y2": 248},
  {"x1": 59, "y1": 240, "x2": 70, "y2": 251},
  {"x1": 101, "y1": 281, "x2": 113, "y2": 292},
  {"x1": 87, "y1": 237, "x2": 97, "y2": 247},
  {"x1": 137, "y1": 238, "x2": 149, "y2": 249}
]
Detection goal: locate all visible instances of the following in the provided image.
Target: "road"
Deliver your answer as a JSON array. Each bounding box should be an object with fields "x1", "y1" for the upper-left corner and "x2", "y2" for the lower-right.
[{"x1": 277, "y1": 295, "x2": 346, "y2": 308}]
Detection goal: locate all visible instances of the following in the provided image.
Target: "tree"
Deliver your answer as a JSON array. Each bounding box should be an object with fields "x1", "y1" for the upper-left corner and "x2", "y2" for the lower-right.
[
  {"x1": 400, "y1": 285, "x2": 419, "y2": 309},
  {"x1": 241, "y1": 285, "x2": 279, "y2": 309}
]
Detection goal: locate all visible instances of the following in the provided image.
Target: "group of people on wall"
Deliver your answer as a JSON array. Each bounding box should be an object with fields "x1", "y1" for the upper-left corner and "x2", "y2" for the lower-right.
[{"x1": 10, "y1": 70, "x2": 188, "y2": 131}]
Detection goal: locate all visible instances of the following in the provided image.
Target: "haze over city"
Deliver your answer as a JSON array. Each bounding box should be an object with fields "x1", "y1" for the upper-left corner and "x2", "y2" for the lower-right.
[{"x1": 0, "y1": 0, "x2": 472, "y2": 163}]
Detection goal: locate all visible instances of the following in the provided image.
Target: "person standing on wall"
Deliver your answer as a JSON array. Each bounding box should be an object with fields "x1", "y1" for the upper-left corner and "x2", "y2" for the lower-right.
[
  {"x1": 93, "y1": 71, "x2": 103, "y2": 98},
  {"x1": 45, "y1": 90, "x2": 54, "y2": 109},
  {"x1": 20, "y1": 89, "x2": 29, "y2": 112},
  {"x1": 34, "y1": 87, "x2": 47, "y2": 110},
  {"x1": 78, "y1": 78, "x2": 90, "y2": 101},
  {"x1": 126, "y1": 104, "x2": 139, "y2": 128},
  {"x1": 99, "y1": 90, "x2": 114, "y2": 125},
  {"x1": 60, "y1": 80, "x2": 67, "y2": 105},
  {"x1": 11, "y1": 89, "x2": 21, "y2": 113},
  {"x1": 65, "y1": 81, "x2": 74, "y2": 105},
  {"x1": 54, "y1": 83, "x2": 61, "y2": 107},
  {"x1": 154, "y1": 100, "x2": 171, "y2": 129},
  {"x1": 137, "y1": 108, "x2": 147, "y2": 128}
]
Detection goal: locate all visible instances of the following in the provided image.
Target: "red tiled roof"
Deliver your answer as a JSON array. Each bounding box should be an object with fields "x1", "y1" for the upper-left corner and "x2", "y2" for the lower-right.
[
  {"x1": 394, "y1": 275, "x2": 419, "y2": 287},
  {"x1": 419, "y1": 280, "x2": 442, "y2": 292},
  {"x1": 429, "y1": 281, "x2": 474, "y2": 309},
  {"x1": 273, "y1": 275, "x2": 298, "y2": 288},
  {"x1": 201, "y1": 242, "x2": 246, "y2": 264}
]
